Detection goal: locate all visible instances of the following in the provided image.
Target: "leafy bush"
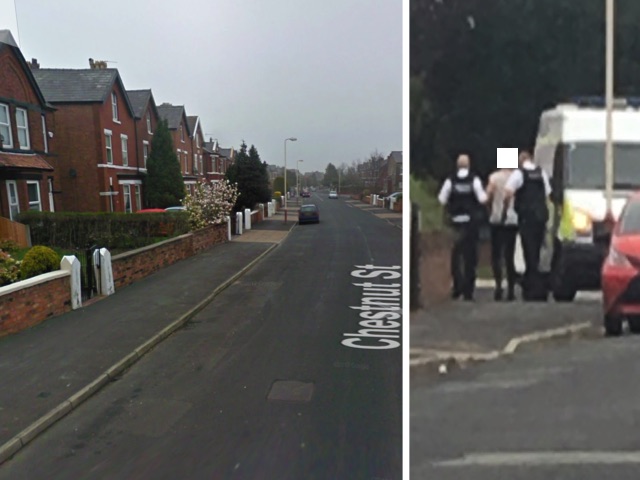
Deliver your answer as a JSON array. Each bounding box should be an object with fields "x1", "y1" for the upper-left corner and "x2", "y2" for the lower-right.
[
  {"x1": 410, "y1": 174, "x2": 448, "y2": 232},
  {"x1": 0, "y1": 250, "x2": 21, "y2": 286},
  {"x1": 17, "y1": 211, "x2": 191, "y2": 250},
  {"x1": 20, "y1": 245, "x2": 60, "y2": 280},
  {"x1": 0, "y1": 239, "x2": 20, "y2": 254},
  {"x1": 182, "y1": 179, "x2": 240, "y2": 230}
]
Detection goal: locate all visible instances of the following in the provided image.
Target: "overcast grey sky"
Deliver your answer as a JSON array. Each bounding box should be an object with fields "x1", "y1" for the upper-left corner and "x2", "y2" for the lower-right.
[{"x1": 2, "y1": 0, "x2": 401, "y2": 174}]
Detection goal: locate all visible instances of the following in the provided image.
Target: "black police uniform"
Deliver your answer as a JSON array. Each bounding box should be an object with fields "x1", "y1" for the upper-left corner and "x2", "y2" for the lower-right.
[
  {"x1": 514, "y1": 166, "x2": 549, "y2": 300},
  {"x1": 447, "y1": 174, "x2": 481, "y2": 300}
]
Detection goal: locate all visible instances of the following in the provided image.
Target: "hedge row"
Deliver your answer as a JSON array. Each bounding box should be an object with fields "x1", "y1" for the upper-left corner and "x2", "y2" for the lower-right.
[{"x1": 18, "y1": 211, "x2": 190, "y2": 250}]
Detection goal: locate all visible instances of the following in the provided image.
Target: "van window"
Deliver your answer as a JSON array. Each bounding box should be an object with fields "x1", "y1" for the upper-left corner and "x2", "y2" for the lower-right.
[{"x1": 564, "y1": 142, "x2": 640, "y2": 189}]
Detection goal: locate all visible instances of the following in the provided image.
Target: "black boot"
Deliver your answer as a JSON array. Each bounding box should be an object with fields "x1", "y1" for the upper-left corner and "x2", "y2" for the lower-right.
[{"x1": 494, "y1": 287, "x2": 503, "y2": 301}]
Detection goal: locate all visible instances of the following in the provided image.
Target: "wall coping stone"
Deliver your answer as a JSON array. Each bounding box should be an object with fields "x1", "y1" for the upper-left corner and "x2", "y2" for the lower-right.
[{"x1": 0, "y1": 270, "x2": 70, "y2": 298}]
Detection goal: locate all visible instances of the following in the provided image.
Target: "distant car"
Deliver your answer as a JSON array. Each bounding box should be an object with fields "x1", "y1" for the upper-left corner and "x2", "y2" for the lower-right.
[
  {"x1": 386, "y1": 191, "x2": 402, "y2": 201},
  {"x1": 165, "y1": 206, "x2": 186, "y2": 212},
  {"x1": 136, "y1": 208, "x2": 166, "y2": 213},
  {"x1": 602, "y1": 192, "x2": 640, "y2": 336},
  {"x1": 329, "y1": 190, "x2": 338, "y2": 199},
  {"x1": 298, "y1": 204, "x2": 320, "y2": 224},
  {"x1": 301, "y1": 191, "x2": 311, "y2": 198}
]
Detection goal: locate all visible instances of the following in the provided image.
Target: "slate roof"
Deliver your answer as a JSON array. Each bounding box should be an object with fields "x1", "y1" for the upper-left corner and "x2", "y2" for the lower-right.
[
  {"x1": 203, "y1": 141, "x2": 217, "y2": 154},
  {"x1": 156, "y1": 103, "x2": 188, "y2": 132},
  {"x1": 0, "y1": 30, "x2": 18, "y2": 47},
  {"x1": 187, "y1": 116, "x2": 199, "y2": 137},
  {"x1": 32, "y1": 68, "x2": 120, "y2": 103},
  {"x1": 389, "y1": 151, "x2": 402, "y2": 163},
  {"x1": 218, "y1": 147, "x2": 233, "y2": 158},
  {"x1": 127, "y1": 89, "x2": 151, "y2": 118},
  {"x1": 0, "y1": 30, "x2": 53, "y2": 110}
]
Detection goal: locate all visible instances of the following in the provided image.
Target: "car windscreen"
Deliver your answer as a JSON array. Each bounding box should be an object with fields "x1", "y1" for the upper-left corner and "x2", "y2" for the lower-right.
[
  {"x1": 619, "y1": 200, "x2": 640, "y2": 234},
  {"x1": 300, "y1": 206, "x2": 317, "y2": 212},
  {"x1": 564, "y1": 142, "x2": 640, "y2": 189}
]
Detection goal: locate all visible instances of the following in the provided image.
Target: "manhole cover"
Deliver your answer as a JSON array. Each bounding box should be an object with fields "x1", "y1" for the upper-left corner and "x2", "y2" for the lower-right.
[{"x1": 267, "y1": 380, "x2": 314, "y2": 402}]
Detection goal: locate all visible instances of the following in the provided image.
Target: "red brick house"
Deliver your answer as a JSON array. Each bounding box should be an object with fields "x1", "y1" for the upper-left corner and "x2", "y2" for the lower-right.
[
  {"x1": 157, "y1": 103, "x2": 195, "y2": 194},
  {"x1": 0, "y1": 30, "x2": 56, "y2": 221},
  {"x1": 32, "y1": 61, "x2": 143, "y2": 213},
  {"x1": 187, "y1": 115, "x2": 205, "y2": 183},
  {"x1": 203, "y1": 139, "x2": 235, "y2": 183},
  {"x1": 127, "y1": 89, "x2": 161, "y2": 179}
]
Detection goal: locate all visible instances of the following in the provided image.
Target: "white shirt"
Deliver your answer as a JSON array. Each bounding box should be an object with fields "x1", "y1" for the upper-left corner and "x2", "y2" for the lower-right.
[
  {"x1": 504, "y1": 160, "x2": 552, "y2": 196},
  {"x1": 438, "y1": 168, "x2": 487, "y2": 223},
  {"x1": 488, "y1": 169, "x2": 518, "y2": 225}
]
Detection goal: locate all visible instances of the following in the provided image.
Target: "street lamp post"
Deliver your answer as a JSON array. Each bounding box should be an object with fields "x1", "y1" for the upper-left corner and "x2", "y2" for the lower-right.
[
  {"x1": 284, "y1": 137, "x2": 297, "y2": 212},
  {"x1": 296, "y1": 159, "x2": 304, "y2": 205},
  {"x1": 605, "y1": 0, "x2": 614, "y2": 219}
]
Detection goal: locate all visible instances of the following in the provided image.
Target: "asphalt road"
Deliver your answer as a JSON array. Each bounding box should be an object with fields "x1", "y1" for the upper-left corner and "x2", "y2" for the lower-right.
[
  {"x1": 411, "y1": 330, "x2": 640, "y2": 480},
  {"x1": 0, "y1": 192, "x2": 402, "y2": 480}
]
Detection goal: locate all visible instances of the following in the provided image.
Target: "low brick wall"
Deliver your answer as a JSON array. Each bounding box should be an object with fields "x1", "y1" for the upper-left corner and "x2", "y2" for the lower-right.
[
  {"x1": 419, "y1": 231, "x2": 453, "y2": 307},
  {"x1": 112, "y1": 223, "x2": 227, "y2": 289},
  {"x1": 0, "y1": 272, "x2": 72, "y2": 337}
]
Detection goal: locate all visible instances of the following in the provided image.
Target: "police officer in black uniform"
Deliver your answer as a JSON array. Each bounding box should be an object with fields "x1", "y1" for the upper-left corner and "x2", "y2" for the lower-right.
[
  {"x1": 438, "y1": 154, "x2": 488, "y2": 300},
  {"x1": 504, "y1": 150, "x2": 552, "y2": 300}
]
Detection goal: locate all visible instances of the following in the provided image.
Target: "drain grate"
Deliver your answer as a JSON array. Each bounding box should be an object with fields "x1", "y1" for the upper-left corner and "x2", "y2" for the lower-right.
[{"x1": 267, "y1": 380, "x2": 314, "y2": 403}]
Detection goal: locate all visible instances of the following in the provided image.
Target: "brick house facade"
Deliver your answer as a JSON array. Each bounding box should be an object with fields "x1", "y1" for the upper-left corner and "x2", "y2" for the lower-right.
[
  {"x1": 32, "y1": 62, "x2": 143, "y2": 213},
  {"x1": 157, "y1": 103, "x2": 195, "y2": 194},
  {"x1": 187, "y1": 115, "x2": 205, "y2": 183},
  {"x1": 0, "y1": 30, "x2": 56, "y2": 221},
  {"x1": 127, "y1": 89, "x2": 161, "y2": 192}
]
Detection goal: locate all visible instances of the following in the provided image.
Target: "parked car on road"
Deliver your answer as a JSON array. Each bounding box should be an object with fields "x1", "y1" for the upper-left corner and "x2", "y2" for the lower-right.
[
  {"x1": 298, "y1": 204, "x2": 320, "y2": 224},
  {"x1": 329, "y1": 190, "x2": 338, "y2": 199},
  {"x1": 301, "y1": 191, "x2": 311, "y2": 198},
  {"x1": 602, "y1": 192, "x2": 640, "y2": 336}
]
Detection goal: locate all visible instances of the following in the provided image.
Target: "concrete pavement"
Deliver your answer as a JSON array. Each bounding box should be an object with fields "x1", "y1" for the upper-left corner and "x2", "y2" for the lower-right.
[
  {"x1": 411, "y1": 287, "x2": 603, "y2": 377},
  {"x1": 411, "y1": 332, "x2": 640, "y2": 479},
  {"x1": 0, "y1": 210, "x2": 295, "y2": 465}
]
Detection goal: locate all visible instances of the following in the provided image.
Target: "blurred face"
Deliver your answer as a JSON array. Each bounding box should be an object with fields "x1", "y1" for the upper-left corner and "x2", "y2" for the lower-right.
[
  {"x1": 518, "y1": 152, "x2": 531, "y2": 167},
  {"x1": 457, "y1": 154, "x2": 470, "y2": 170}
]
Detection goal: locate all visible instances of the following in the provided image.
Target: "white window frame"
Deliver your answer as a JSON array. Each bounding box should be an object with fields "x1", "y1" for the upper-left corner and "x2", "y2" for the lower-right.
[
  {"x1": 143, "y1": 140, "x2": 150, "y2": 168},
  {"x1": 135, "y1": 184, "x2": 142, "y2": 211},
  {"x1": 41, "y1": 114, "x2": 48, "y2": 153},
  {"x1": 184, "y1": 153, "x2": 188, "y2": 173},
  {"x1": 199, "y1": 154, "x2": 203, "y2": 174},
  {"x1": 196, "y1": 134, "x2": 200, "y2": 148},
  {"x1": 15, "y1": 108, "x2": 30, "y2": 150},
  {"x1": 146, "y1": 113, "x2": 152, "y2": 134},
  {"x1": 121, "y1": 134, "x2": 129, "y2": 166},
  {"x1": 180, "y1": 124, "x2": 185, "y2": 143},
  {"x1": 26, "y1": 180, "x2": 42, "y2": 211},
  {"x1": 105, "y1": 129, "x2": 113, "y2": 164},
  {"x1": 6, "y1": 180, "x2": 19, "y2": 220},
  {"x1": 123, "y1": 184, "x2": 132, "y2": 213},
  {"x1": 193, "y1": 153, "x2": 198, "y2": 173},
  {"x1": 111, "y1": 92, "x2": 119, "y2": 122},
  {"x1": 0, "y1": 103, "x2": 13, "y2": 148}
]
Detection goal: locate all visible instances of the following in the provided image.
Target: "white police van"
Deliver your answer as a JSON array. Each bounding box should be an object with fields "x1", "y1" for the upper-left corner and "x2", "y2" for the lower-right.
[{"x1": 515, "y1": 97, "x2": 640, "y2": 301}]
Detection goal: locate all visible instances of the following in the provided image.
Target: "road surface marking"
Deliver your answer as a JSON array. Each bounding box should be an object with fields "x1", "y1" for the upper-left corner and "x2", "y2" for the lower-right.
[{"x1": 434, "y1": 451, "x2": 640, "y2": 467}]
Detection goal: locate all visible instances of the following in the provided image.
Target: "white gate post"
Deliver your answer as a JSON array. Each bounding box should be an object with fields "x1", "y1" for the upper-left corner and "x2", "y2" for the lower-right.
[
  {"x1": 226, "y1": 216, "x2": 231, "y2": 240},
  {"x1": 93, "y1": 248, "x2": 115, "y2": 296},
  {"x1": 236, "y1": 212, "x2": 243, "y2": 235},
  {"x1": 60, "y1": 255, "x2": 82, "y2": 309},
  {"x1": 244, "y1": 208, "x2": 251, "y2": 230}
]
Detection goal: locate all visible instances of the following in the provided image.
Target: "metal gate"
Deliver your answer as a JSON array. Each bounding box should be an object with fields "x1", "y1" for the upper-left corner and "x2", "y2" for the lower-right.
[{"x1": 78, "y1": 245, "x2": 99, "y2": 302}]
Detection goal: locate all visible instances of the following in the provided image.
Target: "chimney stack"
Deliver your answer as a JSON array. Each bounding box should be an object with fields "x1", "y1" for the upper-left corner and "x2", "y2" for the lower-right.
[
  {"x1": 30, "y1": 58, "x2": 40, "y2": 69},
  {"x1": 89, "y1": 58, "x2": 95, "y2": 69}
]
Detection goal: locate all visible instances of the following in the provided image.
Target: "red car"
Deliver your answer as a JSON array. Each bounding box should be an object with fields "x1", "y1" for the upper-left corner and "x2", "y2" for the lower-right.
[{"x1": 602, "y1": 192, "x2": 640, "y2": 336}]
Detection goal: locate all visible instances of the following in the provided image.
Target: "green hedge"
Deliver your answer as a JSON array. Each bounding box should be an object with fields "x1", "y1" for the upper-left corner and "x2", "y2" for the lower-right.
[
  {"x1": 409, "y1": 174, "x2": 448, "y2": 232},
  {"x1": 18, "y1": 211, "x2": 190, "y2": 250}
]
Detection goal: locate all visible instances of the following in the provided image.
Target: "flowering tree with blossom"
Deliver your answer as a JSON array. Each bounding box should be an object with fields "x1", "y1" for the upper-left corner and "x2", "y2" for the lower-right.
[{"x1": 182, "y1": 179, "x2": 240, "y2": 230}]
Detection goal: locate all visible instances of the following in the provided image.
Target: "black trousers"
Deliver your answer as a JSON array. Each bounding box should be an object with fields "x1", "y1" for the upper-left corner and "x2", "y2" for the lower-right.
[
  {"x1": 450, "y1": 222, "x2": 479, "y2": 298},
  {"x1": 518, "y1": 219, "x2": 546, "y2": 293},
  {"x1": 490, "y1": 224, "x2": 518, "y2": 291}
]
